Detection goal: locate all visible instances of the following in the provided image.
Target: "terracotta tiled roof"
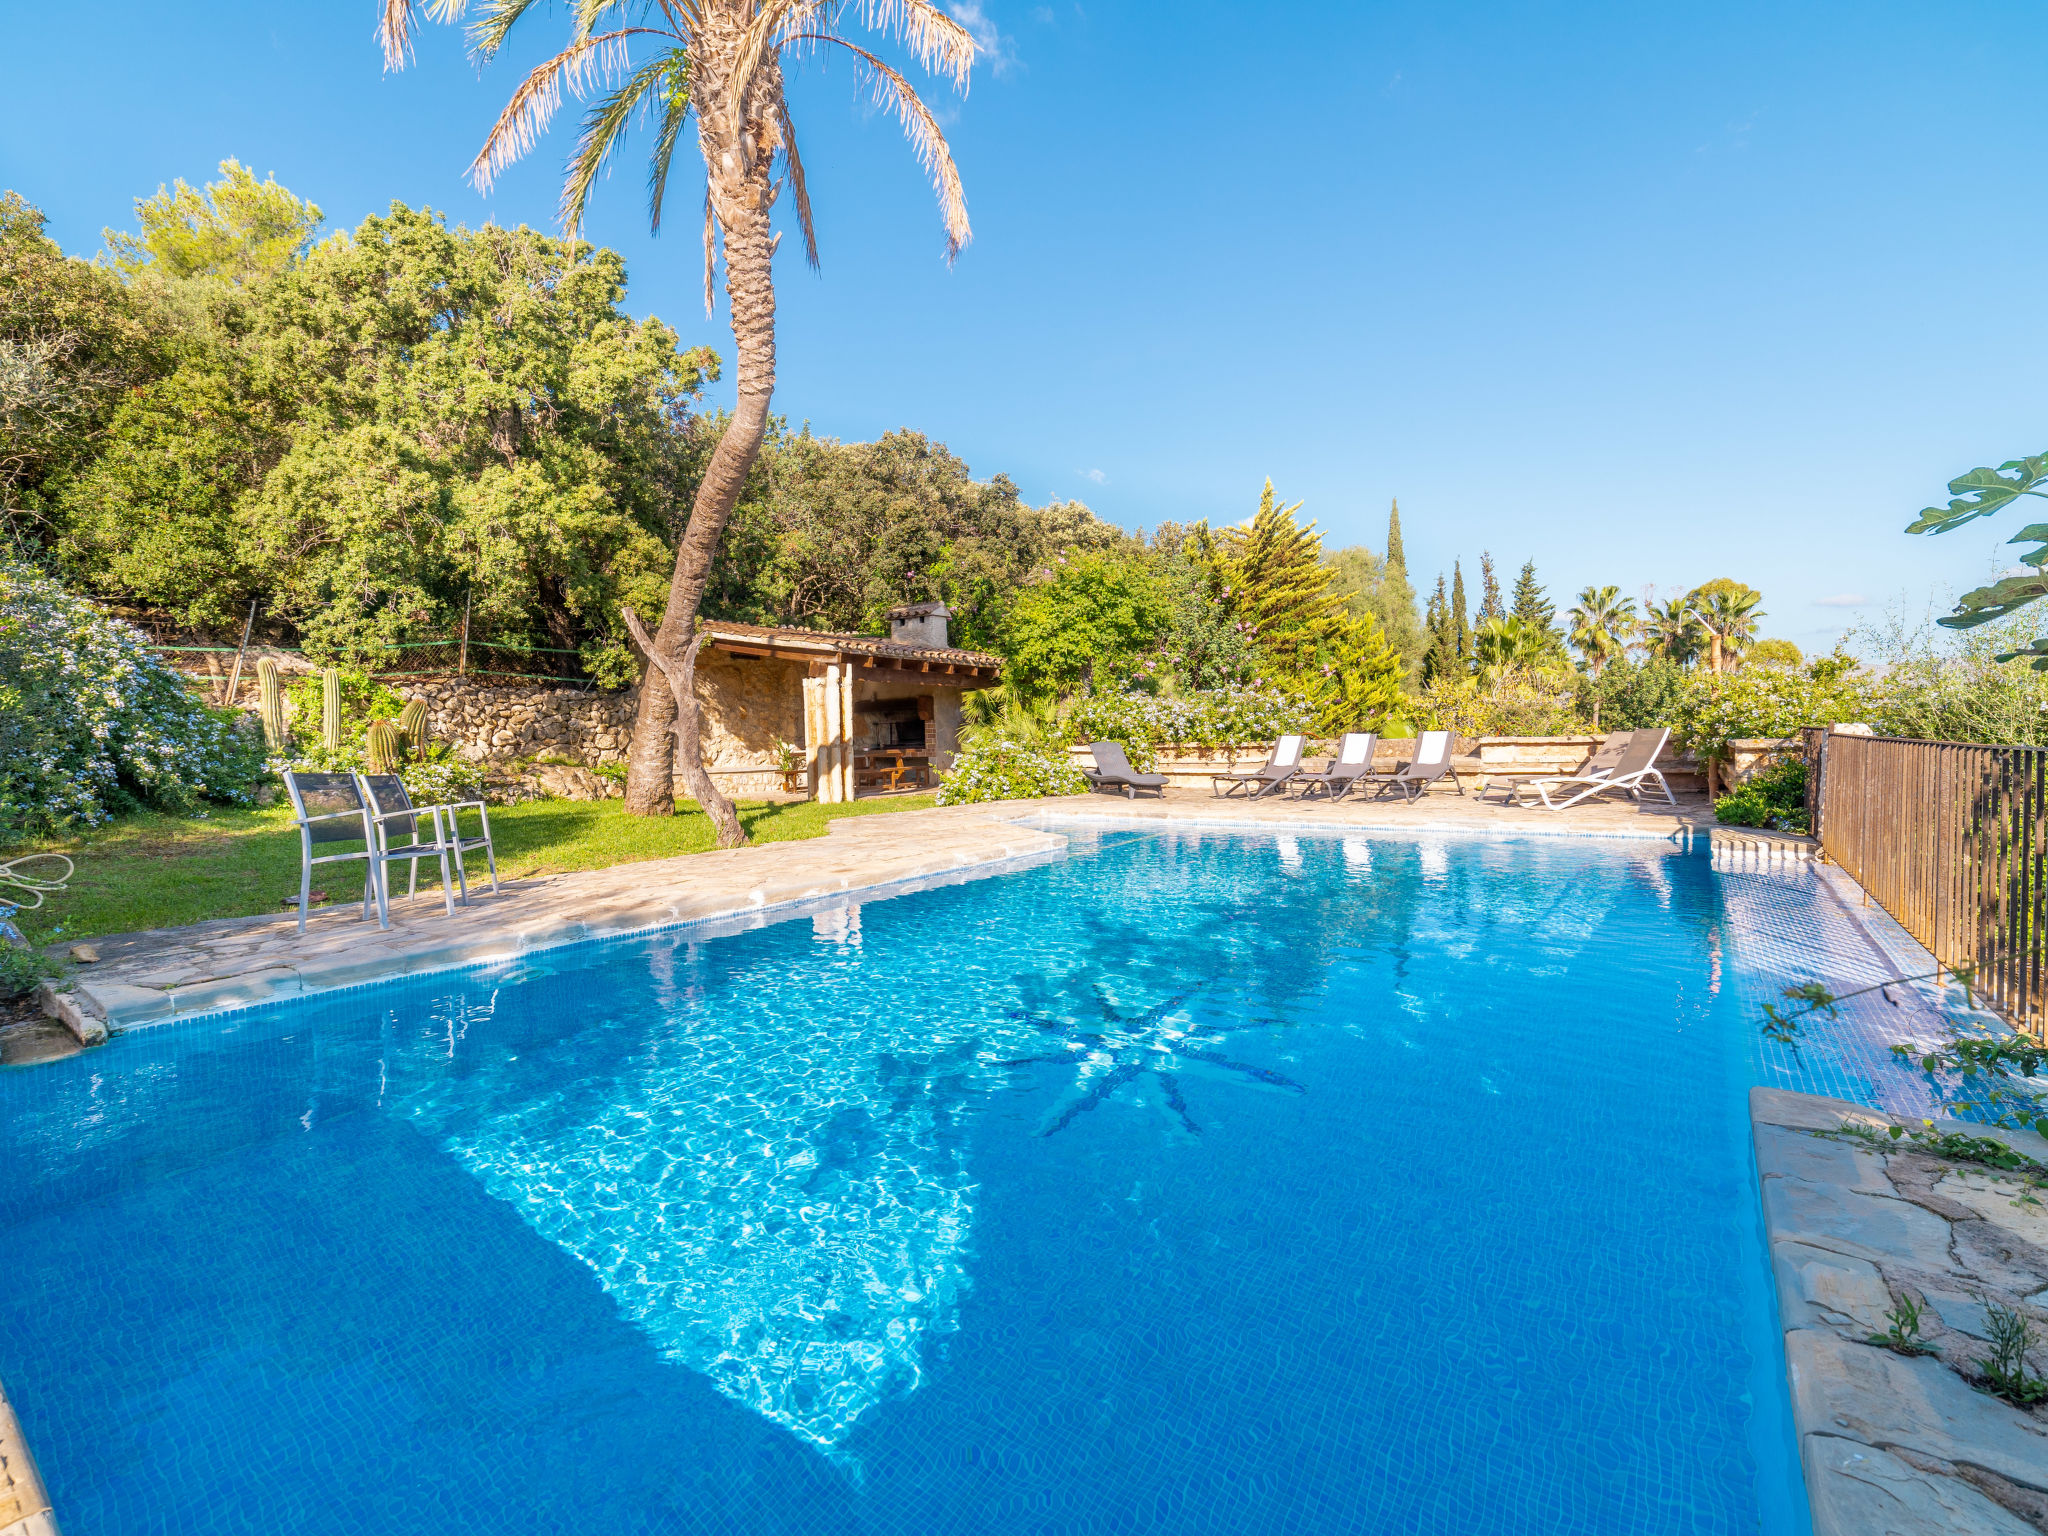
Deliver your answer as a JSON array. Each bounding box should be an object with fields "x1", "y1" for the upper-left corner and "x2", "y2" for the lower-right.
[{"x1": 698, "y1": 619, "x2": 1002, "y2": 671}]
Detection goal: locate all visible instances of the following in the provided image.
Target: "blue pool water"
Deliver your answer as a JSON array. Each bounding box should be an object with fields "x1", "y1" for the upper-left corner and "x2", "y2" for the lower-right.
[{"x1": 1, "y1": 827, "x2": 1821, "y2": 1534}]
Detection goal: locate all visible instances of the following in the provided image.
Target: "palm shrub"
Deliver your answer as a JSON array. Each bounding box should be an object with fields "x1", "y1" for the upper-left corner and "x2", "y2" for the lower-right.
[{"x1": 0, "y1": 558, "x2": 267, "y2": 835}]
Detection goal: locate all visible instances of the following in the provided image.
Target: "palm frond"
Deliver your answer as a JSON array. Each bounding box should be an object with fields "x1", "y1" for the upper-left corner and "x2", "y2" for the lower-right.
[
  {"x1": 468, "y1": 0, "x2": 550, "y2": 61},
  {"x1": 379, "y1": 0, "x2": 469, "y2": 69},
  {"x1": 466, "y1": 28, "x2": 658, "y2": 193},
  {"x1": 849, "y1": 0, "x2": 975, "y2": 90},
  {"x1": 792, "y1": 35, "x2": 970, "y2": 258},
  {"x1": 774, "y1": 92, "x2": 819, "y2": 269},
  {"x1": 647, "y1": 55, "x2": 694, "y2": 236},
  {"x1": 561, "y1": 48, "x2": 678, "y2": 234}
]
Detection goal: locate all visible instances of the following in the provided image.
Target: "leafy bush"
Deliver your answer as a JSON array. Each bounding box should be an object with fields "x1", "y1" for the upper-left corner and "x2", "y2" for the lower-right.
[
  {"x1": 1714, "y1": 756, "x2": 1809, "y2": 832},
  {"x1": 1578, "y1": 657, "x2": 1693, "y2": 731},
  {"x1": 1410, "y1": 666, "x2": 1587, "y2": 739},
  {"x1": 0, "y1": 558, "x2": 268, "y2": 835},
  {"x1": 282, "y1": 668, "x2": 408, "y2": 748},
  {"x1": 935, "y1": 737, "x2": 1088, "y2": 805},
  {"x1": 1676, "y1": 663, "x2": 1867, "y2": 765},
  {"x1": 0, "y1": 942, "x2": 58, "y2": 1000},
  {"x1": 1857, "y1": 606, "x2": 2048, "y2": 745}
]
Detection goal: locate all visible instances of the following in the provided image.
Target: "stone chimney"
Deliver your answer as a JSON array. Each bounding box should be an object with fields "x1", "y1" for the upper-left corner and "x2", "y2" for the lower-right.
[{"x1": 887, "y1": 601, "x2": 952, "y2": 649}]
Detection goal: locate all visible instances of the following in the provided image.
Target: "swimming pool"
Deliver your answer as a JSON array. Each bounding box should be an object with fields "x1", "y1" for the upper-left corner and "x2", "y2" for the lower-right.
[{"x1": 1, "y1": 826, "x2": 1828, "y2": 1534}]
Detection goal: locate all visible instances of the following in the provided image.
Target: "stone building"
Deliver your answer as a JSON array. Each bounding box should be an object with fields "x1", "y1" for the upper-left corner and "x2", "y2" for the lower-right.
[{"x1": 399, "y1": 602, "x2": 1001, "y2": 800}]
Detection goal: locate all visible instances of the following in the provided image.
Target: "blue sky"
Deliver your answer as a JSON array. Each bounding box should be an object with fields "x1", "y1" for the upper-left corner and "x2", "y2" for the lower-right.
[{"x1": 4, "y1": 0, "x2": 2045, "y2": 651}]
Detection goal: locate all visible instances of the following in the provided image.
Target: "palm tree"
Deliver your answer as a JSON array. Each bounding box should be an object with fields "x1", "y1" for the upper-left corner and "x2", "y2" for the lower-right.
[
  {"x1": 1472, "y1": 614, "x2": 1553, "y2": 676},
  {"x1": 1566, "y1": 585, "x2": 1635, "y2": 676},
  {"x1": 1643, "y1": 598, "x2": 1704, "y2": 667},
  {"x1": 380, "y1": 0, "x2": 976, "y2": 845},
  {"x1": 1692, "y1": 588, "x2": 1764, "y2": 674}
]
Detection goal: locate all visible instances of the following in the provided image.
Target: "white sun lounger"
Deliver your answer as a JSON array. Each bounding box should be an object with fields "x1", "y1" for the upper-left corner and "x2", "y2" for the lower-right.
[{"x1": 1517, "y1": 727, "x2": 1675, "y2": 810}]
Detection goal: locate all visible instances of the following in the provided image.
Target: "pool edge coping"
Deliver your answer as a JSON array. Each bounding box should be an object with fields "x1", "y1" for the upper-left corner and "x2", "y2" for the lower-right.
[{"x1": 0, "y1": 1371, "x2": 58, "y2": 1536}]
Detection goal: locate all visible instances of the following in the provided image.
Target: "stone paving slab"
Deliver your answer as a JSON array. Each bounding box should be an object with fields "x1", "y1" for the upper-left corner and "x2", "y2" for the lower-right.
[
  {"x1": 1753, "y1": 1086, "x2": 2048, "y2": 1534},
  {"x1": 0, "y1": 1372, "x2": 57, "y2": 1536},
  {"x1": 48, "y1": 804, "x2": 1067, "y2": 1031}
]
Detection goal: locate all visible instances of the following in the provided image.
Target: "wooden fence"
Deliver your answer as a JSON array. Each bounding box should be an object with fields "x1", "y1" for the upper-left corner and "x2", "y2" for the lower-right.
[{"x1": 1812, "y1": 730, "x2": 2048, "y2": 1035}]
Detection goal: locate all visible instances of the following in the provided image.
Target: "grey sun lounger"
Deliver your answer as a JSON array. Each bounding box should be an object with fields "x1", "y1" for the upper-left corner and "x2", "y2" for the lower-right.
[
  {"x1": 1080, "y1": 740, "x2": 1168, "y2": 799},
  {"x1": 1294, "y1": 732, "x2": 1378, "y2": 800},
  {"x1": 1211, "y1": 734, "x2": 1306, "y2": 798},
  {"x1": 1516, "y1": 727, "x2": 1676, "y2": 809},
  {"x1": 1367, "y1": 730, "x2": 1462, "y2": 802}
]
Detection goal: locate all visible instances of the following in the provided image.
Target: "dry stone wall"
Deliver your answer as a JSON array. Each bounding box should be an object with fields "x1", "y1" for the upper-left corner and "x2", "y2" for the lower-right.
[{"x1": 396, "y1": 651, "x2": 808, "y2": 797}]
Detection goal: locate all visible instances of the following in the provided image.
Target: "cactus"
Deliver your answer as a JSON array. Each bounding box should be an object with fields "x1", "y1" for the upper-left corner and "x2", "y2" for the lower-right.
[
  {"x1": 257, "y1": 658, "x2": 288, "y2": 750},
  {"x1": 321, "y1": 667, "x2": 342, "y2": 750},
  {"x1": 398, "y1": 698, "x2": 431, "y2": 759},
  {"x1": 365, "y1": 720, "x2": 404, "y2": 775}
]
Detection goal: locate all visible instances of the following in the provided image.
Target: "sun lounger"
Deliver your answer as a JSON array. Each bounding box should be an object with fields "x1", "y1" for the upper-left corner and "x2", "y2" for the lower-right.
[
  {"x1": 1080, "y1": 740, "x2": 1168, "y2": 799},
  {"x1": 1367, "y1": 730, "x2": 1462, "y2": 802},
  {"x1": 1477, "y1": 730, "x2": 1632, "y2": 802},
  {"x1": 1294, "y1": 733, "x2": 1378, "y2": 800},
  {"x1": 1516, "y1": 727, "x2": 1676, "y2": 809},
  {"x1": 1211, "y1": 734, "x2": 1306, "y2": 798}
]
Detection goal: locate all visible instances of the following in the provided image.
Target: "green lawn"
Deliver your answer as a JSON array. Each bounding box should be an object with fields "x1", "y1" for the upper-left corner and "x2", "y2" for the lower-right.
[{"x1": 10, "y1": 793, "x2": 937, "y2": 946}]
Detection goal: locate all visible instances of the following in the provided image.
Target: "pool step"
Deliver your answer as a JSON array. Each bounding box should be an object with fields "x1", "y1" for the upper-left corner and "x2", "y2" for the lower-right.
[{"x1": 0, "y1": 1373, "x2": 58, "y2": 1536}]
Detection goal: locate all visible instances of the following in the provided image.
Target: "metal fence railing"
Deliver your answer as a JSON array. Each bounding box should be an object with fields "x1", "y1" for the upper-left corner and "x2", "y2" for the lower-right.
[{"x1": 1813, "y1": 731, "x2": 2048, "y2": 1036}]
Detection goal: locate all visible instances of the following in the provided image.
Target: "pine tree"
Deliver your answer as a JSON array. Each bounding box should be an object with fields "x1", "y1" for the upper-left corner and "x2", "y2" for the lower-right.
[
  {"x1": 1218, "y1": 479, "x2": 1406, "y2": 729},
  {"x1": 1385, "y1": 499, "x2": 1407, "y2": 576},
  {"x1": 1478, "y1": 552, "x2": 1503, "y2": 623},
  {"x1": 1451, "y1": 560, "x2": 1472, "y2": 666},
  {"x1": 1511, "y1": 560, "x2": 1555, "y2": 630}
]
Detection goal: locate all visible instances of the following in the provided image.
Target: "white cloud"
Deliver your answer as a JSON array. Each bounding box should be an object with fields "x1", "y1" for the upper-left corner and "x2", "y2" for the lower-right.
[
  {"x1": 1030, "y1": 4, "x2": 1053, "y2": 21},
  {"x1": 1082, "y1": 468, "x2": 1107, "y2": 484},
  {"x1": 949, "y1": 0, "x2": 1016, "y2": 75},
  {"x1": 1813, "y1": 594, "x2": 1867, "y2": 608}
]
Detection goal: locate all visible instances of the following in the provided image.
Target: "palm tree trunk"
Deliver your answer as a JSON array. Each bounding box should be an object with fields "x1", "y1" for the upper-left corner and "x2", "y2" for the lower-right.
[{"x1": 621, "y1": 193, "x2": 778, "y2": 846}]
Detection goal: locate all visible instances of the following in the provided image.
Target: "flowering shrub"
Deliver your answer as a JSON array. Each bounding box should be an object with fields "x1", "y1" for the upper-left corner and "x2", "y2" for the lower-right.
[
  {"x1": 1675, "y1": 664, "x2": 1868, "y2": 764},
  {"x1": 0, "y1": 559, "x2": 268, "y2": 834},
  {"x1": 935, "y1": 737, "x2": 1088, "y2": 805},
  {"x1": 1061, "y1": 683, "x2": 1315, "y2": 767}
]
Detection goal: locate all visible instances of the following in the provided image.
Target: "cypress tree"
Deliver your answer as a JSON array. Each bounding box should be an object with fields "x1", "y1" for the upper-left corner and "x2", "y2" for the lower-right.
[
  {"x1": 1385, "y1": 499, "x2": 1407, "y2": 576},
  {"x1": 1511, "y1": 560, "x2": 1555, "y2": 630},
  {"x1": 1478, "y1": 552, "x2": 1503, "y2": 623},
  {"x1": 1422, "y1": 573, "x2": 1451, "y2": 683},
  {"x1": 1451, "y1": 560, "x2": 1471, "y2": 666}
]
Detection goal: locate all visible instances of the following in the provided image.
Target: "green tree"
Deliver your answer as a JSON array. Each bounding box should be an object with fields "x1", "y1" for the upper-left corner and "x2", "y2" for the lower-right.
[
  {"x1": 1567, "y1": 584, "x2": 1636, "y2": 676},
  {"x1": 104, "y1": 159, "x2": 324, "y2": 284},
  {"x1": 383, "y1": 0, "x2": 980, "y2": 839},
  {"x1": 1213, "y1": 481, "x2": 1405, "y2": 728},
  {"x1": 1003, "y1": 550, "x2": 1168, "y2": 699},
  {"x1": 1687, "y1": 579, "x2": 1764, "y2": 674},
  {"x1": 1421, "y1": 572, "x2": 1457, "y2": 684},
  {"x1": 1473, "y1": 614, "x2": 1556, "y2": 676},
  {"x1": 1511, "y1": 559, "x2": 1555, "y2": 630},
  {"x1": 1643, "y1": 597, "x2": 1704, "y2": 667},
  {"x1": 1451, "y1": 560, "x2": 1472, "y2": 665},
  {"x1": 1325, "y1": 542, "x2": 1424, "y2": 686},
  {"x1": 1478, "y1": 551, "x2": 1503, "y2": 623},
  {"x1": 1747, "y1": 637, "x2": 1802, "y2": 669},
  {"x1": 1, "y1": 192, "x2": 173, "y2": 530}
]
